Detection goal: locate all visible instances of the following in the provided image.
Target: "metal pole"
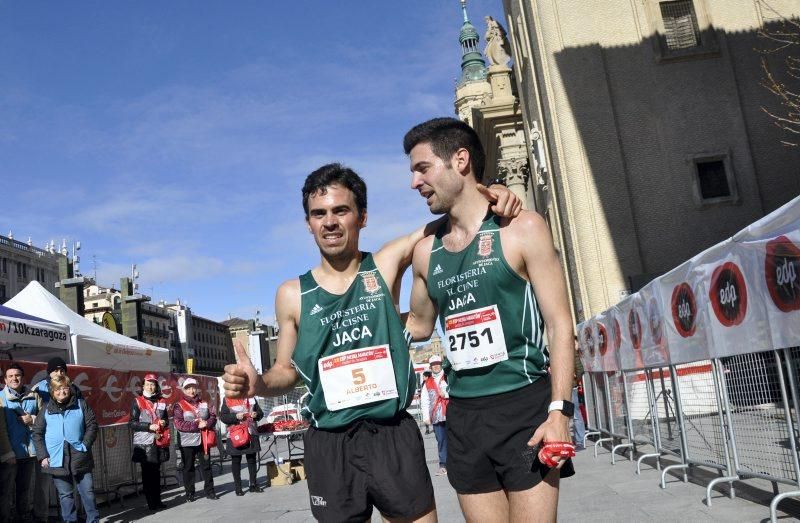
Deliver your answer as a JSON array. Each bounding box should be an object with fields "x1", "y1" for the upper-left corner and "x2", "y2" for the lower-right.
[
  {"x1": 611, "y1": 371, "x2": 635, "y2": 464},
  {"x1": 637, "y1": 368, "x2": 663, "y2": 474},
  {"x1": 659, "y1": 370, "x2": 673, "y2": 441},
  {"x1": 770, "y1": 348, "x2": 800, "y2": 522},
  {"x1": 593, "y1": 373, "x2": 613, "y2": 457},
  {"x1": 705, "y1": 358, "x2": 739, "y2": 506},
  {"x1": 661, "y1": 365, "x2": 690, "y2": 488}
]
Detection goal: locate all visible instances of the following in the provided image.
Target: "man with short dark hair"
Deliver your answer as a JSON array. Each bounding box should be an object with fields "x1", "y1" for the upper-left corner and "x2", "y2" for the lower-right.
[
  {"x1": 223, "y1": 163, "x2": 519, "y2": 522},
  {"x1": 0, "y1": 363, "x2": 39, "y2": 522},
  {"x1": 404, "y1": 117, "x2": 576, "y2": 522}
]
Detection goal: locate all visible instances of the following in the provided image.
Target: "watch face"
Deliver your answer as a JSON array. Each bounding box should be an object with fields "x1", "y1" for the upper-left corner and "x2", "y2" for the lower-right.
[{"x1": 562, "y1": 402, "x2": 575, "y2": 418}]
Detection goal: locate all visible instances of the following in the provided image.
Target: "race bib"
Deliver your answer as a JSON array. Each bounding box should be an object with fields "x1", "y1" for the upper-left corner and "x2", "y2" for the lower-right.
[
  {"x1": 444, "y1": 305, "x2": 509, "y2": 370},
  {"x1": 318, "y1": 345, "x2": 399, "y2": 411}
]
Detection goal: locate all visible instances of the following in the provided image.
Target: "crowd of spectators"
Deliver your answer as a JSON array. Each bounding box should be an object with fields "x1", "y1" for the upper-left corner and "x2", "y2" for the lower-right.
[{"x1": 0, "y1": 357, "x2": 268, "y2": 521}]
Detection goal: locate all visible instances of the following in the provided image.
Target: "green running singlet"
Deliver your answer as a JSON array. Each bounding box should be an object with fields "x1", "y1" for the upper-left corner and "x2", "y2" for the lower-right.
[
  {"x1": 292, "y1": 252, "x2": 415, "y2": 429},
  {"x1": 427, "y1": 214, "x2": 547, "y2": 398}
]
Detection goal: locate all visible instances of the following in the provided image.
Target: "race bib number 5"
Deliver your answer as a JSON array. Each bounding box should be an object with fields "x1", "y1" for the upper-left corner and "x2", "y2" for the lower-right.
[
  {"x1": 318, "y1": 345, "x2": 399, "y2": 411},
  {"x1": 445, "y1": 305, "x2": 509, "y2": 371}
]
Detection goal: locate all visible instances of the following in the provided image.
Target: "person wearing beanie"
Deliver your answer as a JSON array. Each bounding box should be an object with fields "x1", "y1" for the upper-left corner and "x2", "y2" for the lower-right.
[
  {"x1": 420, "y1": 355, "x2": 448, "y2": 476},
  {"x1": 35, "y1": 357, "x2": 81, "y2": 408},
  {"x1": 129, "y1": 374, "x2": 170, "y2": 511},
  {"x1": 173, "y1": 378, "x2": 217, "y2": 502}
]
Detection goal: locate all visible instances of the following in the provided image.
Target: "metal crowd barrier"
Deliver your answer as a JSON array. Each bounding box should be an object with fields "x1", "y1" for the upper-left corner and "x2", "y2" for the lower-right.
[
  {"x1": 581, "y1": 348, "x2": 800, "y2": 522},
  {"x1": 580, "y1": 374, "x2": 601, "y2": 446},
  {"x1": 607, "y1": 371, "x2": 635, "y2": 464}
]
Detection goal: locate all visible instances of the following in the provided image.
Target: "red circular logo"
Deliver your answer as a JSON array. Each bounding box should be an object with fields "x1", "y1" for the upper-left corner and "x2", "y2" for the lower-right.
[
  {"x1": 611, "y1": 316, "x2": 621, "y2": 351},
  {"x1": 671, "y1": 282, "x2": 697, "y2": 338},
  {"x1": 765, "y1": 236, "x2": 800, "y2": 313},
  {"x1": 628, "y1": 308, "x2": 642, "y2": 351},
  {"x1": 710, "y1": 261, "x2": 748, "y2": 327},
  {"x1": 597, "y1": 323, "x2": 608, "y2": 356},
  {"x1": 583, "y1": 326, "x2": 594, "y2": 357}
]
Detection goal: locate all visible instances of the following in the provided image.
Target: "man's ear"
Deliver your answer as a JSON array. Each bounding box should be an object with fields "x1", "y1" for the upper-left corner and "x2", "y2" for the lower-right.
[
  {"x1": 359, "y1": 210, "x2": 368, "y2": 229},
  {"x1": 305, "y1": 218, "x2": 312, "y2": 234},
  {"x1": 453, "y1": 148, "x2": 471, "y2": 177}
]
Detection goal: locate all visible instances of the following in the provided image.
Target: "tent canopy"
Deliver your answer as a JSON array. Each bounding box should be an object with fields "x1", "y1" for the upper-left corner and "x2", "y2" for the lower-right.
[
  {"x1": 0, "y1": 303, "x2": 71, "y2": 362},
  {"x1": 6, "y1": 281, "x2": 170, "y2": 372}
]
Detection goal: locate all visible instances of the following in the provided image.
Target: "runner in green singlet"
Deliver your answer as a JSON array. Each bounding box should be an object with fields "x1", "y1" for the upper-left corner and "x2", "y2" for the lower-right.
[
  {"x1": 403, "y1": 118, "x2": 576, "y2": 523},
  {"x1": 221, "y1": 163, "x2": 520, "y2": 522}
]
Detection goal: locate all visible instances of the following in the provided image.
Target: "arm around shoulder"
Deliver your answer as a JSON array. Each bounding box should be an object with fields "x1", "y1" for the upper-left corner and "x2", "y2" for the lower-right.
[{"x1": 405, "y1": 236, "x2": 438, "y2": 342}]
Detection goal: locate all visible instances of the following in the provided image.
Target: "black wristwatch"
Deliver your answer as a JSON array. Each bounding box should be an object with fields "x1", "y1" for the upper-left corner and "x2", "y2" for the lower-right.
[
  {"x1": 487, "y1": 177, "x2": 506, "y2": 187},
  {"x1": 547, "y1": 400, "x2": 575, "y2": 418}
]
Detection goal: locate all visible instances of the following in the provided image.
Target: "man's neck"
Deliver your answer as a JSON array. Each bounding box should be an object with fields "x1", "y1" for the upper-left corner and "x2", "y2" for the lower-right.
[
  {"x1": 446, "y1": 186, "x2": 490, "y2": 237},
  {"x1": 313, "y1": 250, "x2": 363, "y2": 294}
]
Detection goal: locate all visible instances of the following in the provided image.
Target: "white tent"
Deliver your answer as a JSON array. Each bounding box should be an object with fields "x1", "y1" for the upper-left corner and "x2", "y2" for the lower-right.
[
  {"x1": 6, "y1": 281, "x2": 170, "y2": 372},
  {"x1": 0, "y1": 304, "x2": 71, "y2": 362}
]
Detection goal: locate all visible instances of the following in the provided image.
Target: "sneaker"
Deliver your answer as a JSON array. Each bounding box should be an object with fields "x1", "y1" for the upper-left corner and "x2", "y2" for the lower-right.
[{"x1": 436, "y1": 467, "x2": 447, "y2": 476}]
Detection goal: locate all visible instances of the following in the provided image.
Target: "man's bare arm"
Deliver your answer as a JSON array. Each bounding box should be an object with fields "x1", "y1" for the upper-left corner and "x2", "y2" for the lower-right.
[
  {"x1": 405, "y1": 237, "x2": 439, "y2": 341},
  {"x1": 374, "y1": 218, "x2": 444, "y2": 299},
  {"x1": 223, "y1": 280, "x2": 300, "y2": 398},
  {"x1": 259, "y1": 281, "x2": 302, "y2": 395},
  {"x1": 509, "y1": 212, "x2": 574, "y2": 452}
]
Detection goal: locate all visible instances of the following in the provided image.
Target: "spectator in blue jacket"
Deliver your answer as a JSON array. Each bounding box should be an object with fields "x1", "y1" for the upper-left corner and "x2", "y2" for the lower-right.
[
  {"x1": 0, "y1": 363, "x2": 39, "y2": 522},
  {"x1": 31, "y1": 356, "x2": 79, "y2": 522},
  {"x1": 32, "y1": 374, "x2": 98, "y2": 523}
]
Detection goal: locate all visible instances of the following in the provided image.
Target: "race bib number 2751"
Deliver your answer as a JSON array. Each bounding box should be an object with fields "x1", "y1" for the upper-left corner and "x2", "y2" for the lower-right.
[
  {"x1": 444, "y1": 305, "x2": 508, "y2": 371},
  {"x1": 318, "y1": 345, "x2": 398, "y2": 411}
]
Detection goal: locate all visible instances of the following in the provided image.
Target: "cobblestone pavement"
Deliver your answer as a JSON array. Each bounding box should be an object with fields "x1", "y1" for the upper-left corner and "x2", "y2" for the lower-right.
[{"x1": 99, "y1": 430, "x2": 800, "y2": 522}]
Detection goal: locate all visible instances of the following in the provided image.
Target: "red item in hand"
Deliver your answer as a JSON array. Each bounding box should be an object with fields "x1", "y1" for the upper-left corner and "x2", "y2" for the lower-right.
[{"x1": 537, "y1": 441, "x2": 576, "y2": 468}]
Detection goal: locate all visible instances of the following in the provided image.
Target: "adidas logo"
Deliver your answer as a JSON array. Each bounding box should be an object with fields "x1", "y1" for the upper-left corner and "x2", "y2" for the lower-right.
[
  {"x1": 433, "y1": 264, "x2": 443, "y2": 276},
  {"x1": 309, "y1": 304, "x2": 324, "y2": 315}
]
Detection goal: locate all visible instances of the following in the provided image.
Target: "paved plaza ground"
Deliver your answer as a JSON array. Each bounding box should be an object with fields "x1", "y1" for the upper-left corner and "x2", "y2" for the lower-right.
[{"x1": 99, "y1": 430, "x2": 800, "y2": 522}]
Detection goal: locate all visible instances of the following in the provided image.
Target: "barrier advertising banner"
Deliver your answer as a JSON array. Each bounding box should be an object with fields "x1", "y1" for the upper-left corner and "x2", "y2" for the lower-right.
[
  {"x1": 577, "y1": 195, "x2": 799, "y2": 371},
  {"x1": 737, "y1": 231, "x2": 800, "y2": 350},
  {"x1": 616, "y1": 295, "x2": 644, "y2": 370},
  {"x1": 595, "y1": 308, "x2": 619, "y2": 372},
  {"x1": 657, "y1": 260, "x2": 712, "y2": 365},
  {"x1": 10, "y1": 361, "x2": 220, "y2": 427},
  {"x1": 578, "y1": 318, "x2": 599, "y2": 372},
  {"x1": 638, "y1": 282, "x2": 670, "y2": 368},
  {"x1": 732, "y1": 195, "x2": 800, "y2": 351},
  {"x1": 696, "y1": 241, "x2": 771, "y2": 358}
]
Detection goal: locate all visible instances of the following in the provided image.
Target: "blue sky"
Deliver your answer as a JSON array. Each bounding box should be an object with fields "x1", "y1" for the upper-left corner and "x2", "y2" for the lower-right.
[{"x1": 0, "y1": 0, "x2": 505, "y2": 325}]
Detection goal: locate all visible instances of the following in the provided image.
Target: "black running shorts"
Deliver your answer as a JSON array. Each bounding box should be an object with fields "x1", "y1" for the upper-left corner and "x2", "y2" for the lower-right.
[
  {"x1": 303, "y1": 412, "x2": 434, "y2": 522},
  {"x1": 446, "y1": 377, "x2": 576, "y2": 494}
]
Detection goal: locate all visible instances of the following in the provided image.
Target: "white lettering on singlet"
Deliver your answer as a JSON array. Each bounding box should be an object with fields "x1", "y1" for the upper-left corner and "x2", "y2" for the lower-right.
[
  {"x1": 436, "y1": 267, "x2": 487, "y2": 289},
  {"x1": 319, "y1": 302, "x2": 377, "y2": 327},
  {"x1": 332, "y1": 326, "x2": 373, "y2": 347}
]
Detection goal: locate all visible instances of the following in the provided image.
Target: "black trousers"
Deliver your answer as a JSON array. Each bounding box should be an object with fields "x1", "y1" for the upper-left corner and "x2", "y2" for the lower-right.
[
  {"x1": 231, "y1": 453, "x2": 258, "y2": 489},
  {"x1": 180, "y1": 446, "x2": 214, "y2": 495},
  {"x1": 140, "y1": 461, "x2": 162, "y2": 508}
]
